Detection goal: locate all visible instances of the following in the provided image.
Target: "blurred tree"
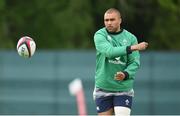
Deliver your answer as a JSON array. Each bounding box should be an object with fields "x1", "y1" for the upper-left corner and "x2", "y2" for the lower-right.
[
  {"x1": 0, "y1": 0, "x2": 14, "y2": 49},
  {"x1": 1, "y1": 0, "x2": 94, "y2": 49},
  {"x1": 0, "y1": 0, "x2": 180, "y2": 50},
  {"x1": 118, "y1": 0, "x2": 157, "y2": 43},
  {"x1": 149, "y1": 0, "x2": 180, "y2": 50},
  {"x1": 51, "y1": 0, "x2": 94, "y2": 49}
]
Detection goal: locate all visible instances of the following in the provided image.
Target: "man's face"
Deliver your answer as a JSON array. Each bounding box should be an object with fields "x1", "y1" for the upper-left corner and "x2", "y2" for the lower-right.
[{"x1": 104, "y1": 12, "x2": 121, "y2": 32}]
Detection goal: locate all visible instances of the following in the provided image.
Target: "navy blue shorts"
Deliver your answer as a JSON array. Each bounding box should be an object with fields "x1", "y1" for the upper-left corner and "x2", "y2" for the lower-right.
[
  {"x1": 95, "y1": 95, "x2": 132, "y2": 113},
  {"x1": 93, "y1": 88, "x2": 133, "y2": 113}
]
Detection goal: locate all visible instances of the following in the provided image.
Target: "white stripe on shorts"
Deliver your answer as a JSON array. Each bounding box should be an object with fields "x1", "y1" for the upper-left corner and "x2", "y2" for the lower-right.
[{"x1": 93, "y1": 87, "x2": 134, "y2": 99}]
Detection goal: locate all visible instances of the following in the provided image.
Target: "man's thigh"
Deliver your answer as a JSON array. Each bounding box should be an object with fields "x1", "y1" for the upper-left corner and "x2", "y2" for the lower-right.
[
  {"x1": 113, "y1": 95, "x2": 133, "y2": 115},
  {"x1": 95, "y1": 96, "x2": 114, "y2": 113},
  {"x1": 113, "y1": 95, "x2": 132, "y2": 108}
]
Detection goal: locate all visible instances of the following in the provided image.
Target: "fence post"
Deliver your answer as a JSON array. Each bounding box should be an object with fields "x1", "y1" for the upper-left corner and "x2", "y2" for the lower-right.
[{"x1": 69, "y1": 78, "x2": 87, "y2": 116}]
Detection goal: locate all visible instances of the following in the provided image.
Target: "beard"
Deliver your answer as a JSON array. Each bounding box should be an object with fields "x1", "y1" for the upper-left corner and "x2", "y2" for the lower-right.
[{"x1": 106, "y1": 26, "x2": 120, "y2": 32}]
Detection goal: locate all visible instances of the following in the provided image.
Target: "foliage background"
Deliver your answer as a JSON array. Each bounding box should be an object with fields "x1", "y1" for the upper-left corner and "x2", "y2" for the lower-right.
[{"x1": 0, "y1": 0, "x2": 180, "y2": 50}]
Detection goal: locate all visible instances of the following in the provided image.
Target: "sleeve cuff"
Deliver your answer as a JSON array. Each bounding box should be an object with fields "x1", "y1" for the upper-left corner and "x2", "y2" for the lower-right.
[
  {"x1": 122, "y1": 71, "x2": 129, "y2": 80},
  {"x1": 126, "y1": 46, "x2": 132, "y2": 54}
]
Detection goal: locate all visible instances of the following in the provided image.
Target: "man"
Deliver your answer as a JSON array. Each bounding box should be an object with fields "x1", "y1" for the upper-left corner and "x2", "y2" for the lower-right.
[{"x1": 93, "y1": 8, "x2": 148, "y2": 116}]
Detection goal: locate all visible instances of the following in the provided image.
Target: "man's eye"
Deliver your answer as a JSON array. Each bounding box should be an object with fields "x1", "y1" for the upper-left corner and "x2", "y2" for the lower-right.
[{"x1": 110, "y1": 19, "x2": 115, "y2": 21}]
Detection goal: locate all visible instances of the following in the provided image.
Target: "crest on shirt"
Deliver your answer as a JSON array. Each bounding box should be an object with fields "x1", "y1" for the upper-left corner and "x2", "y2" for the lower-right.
[
  {"x1": 122, "y1": 39, "x2": 128, "y2": 45},
  {"x1": 107, "y1": 35, "x2": 112, "y2": 41}
]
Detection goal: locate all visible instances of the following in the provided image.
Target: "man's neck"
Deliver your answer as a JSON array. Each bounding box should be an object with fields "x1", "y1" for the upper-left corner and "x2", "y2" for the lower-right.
[{"x1": 106, "y1": 28, "x2": 123, "y2": 35}]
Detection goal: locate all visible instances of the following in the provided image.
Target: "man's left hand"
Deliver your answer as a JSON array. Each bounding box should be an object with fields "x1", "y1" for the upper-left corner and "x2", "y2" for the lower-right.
[{"x1": 114, "y1": 72, "x2": 125, "y2": 81}]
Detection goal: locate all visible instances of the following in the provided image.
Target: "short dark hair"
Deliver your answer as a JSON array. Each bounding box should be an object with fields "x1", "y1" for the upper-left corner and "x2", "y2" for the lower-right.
[{"x1": 105, "y1": 8, "x2": 121, "y2": 18}]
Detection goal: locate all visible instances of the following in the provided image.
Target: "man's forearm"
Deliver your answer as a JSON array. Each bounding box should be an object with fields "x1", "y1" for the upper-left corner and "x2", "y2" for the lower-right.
[{"x1": 130, "y1": 42, "x2": 148, "y2": 51}]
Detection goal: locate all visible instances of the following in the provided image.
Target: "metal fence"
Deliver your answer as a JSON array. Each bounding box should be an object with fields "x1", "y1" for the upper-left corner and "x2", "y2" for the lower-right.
[{"x1": 0, "y1": 50, "x2": 180, "y2": 115}]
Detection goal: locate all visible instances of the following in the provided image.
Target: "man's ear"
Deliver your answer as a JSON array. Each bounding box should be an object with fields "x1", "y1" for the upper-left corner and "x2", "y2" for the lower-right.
[{"x1": 119, "y1": 18, "x2": 122, "y2": 25}]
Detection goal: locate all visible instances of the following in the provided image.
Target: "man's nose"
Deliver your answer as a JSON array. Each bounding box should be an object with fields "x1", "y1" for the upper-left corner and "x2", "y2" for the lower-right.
[{"x1": 107, "y1": 21, "x2": 111, "y2": 25}]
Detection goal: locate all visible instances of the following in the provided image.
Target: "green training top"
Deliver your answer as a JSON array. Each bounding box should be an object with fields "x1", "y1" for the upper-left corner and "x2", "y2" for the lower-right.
[{"x1": 94, "y1": 27, "x2": 140, "y2": 92}]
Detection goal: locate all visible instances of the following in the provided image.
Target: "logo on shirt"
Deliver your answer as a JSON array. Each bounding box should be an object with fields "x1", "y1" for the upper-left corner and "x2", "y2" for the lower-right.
[
  {"x1": 108, "y1": 57, "x2": 126, "y2": 65},
  {"x1": 115, "y1": 57, "x2": 120, "y2": 61}
]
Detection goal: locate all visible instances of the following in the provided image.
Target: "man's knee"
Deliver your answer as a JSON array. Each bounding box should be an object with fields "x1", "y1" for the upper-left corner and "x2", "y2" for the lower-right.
[{"x1": 114, "y1": 106, "x2": 131, "y2": 116}]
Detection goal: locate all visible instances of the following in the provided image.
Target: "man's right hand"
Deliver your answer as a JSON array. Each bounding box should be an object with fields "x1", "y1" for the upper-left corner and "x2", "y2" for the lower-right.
[{"x1": 131, "y1": 42, "x2": 148, "y2": 51}]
